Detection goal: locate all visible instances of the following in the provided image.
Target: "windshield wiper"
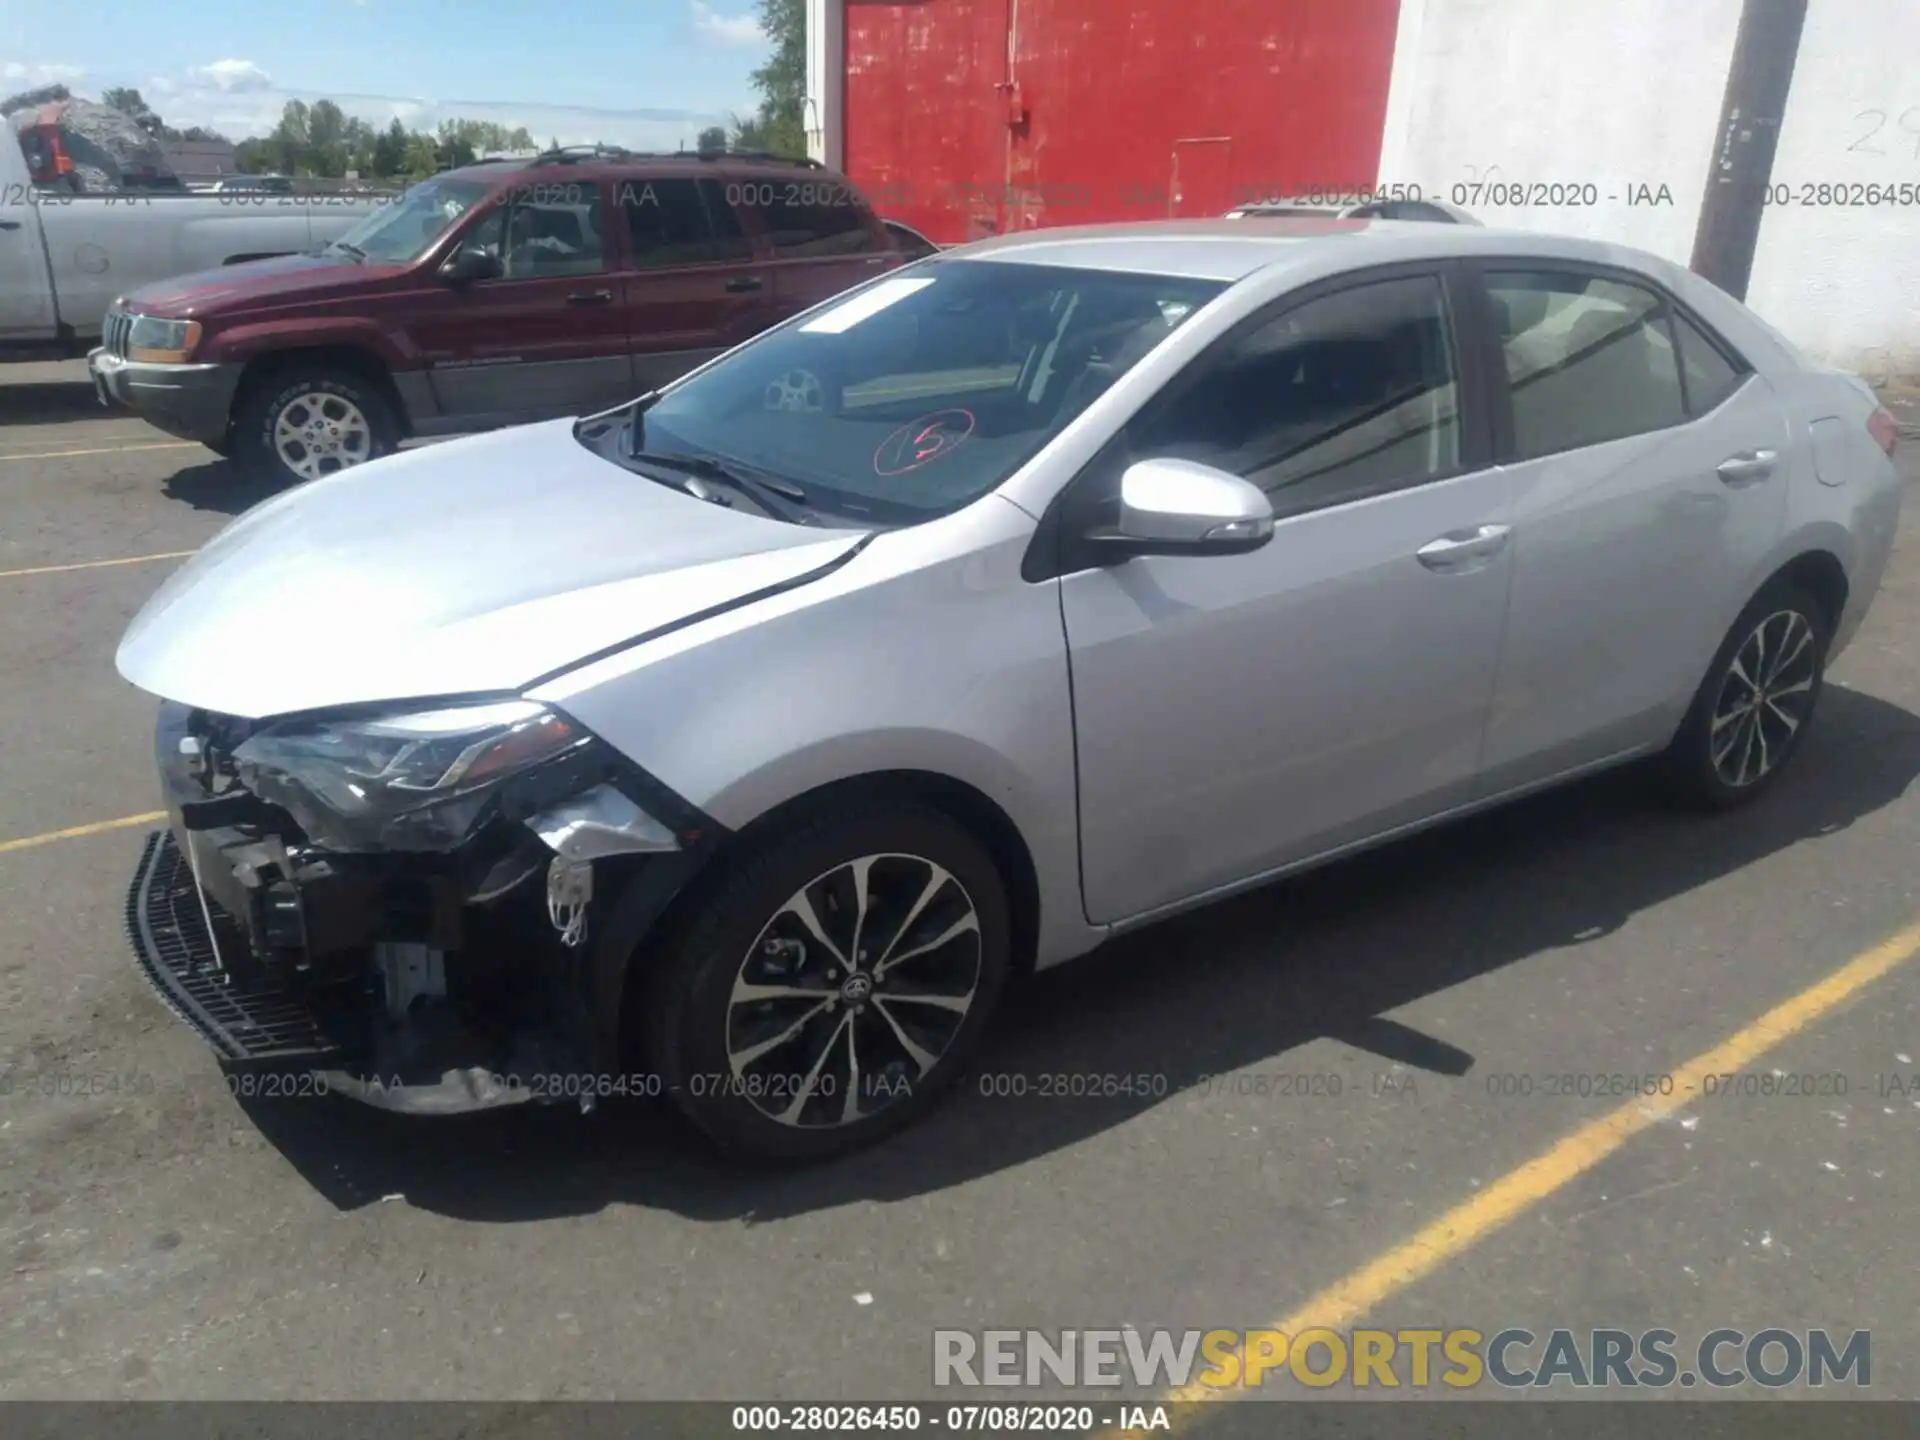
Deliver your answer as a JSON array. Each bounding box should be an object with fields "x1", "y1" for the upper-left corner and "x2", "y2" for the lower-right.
[
  {"x1": 630, "y1": 449, "x2": 811, "y2": 522},
  {"x1": 327, "y1": 240, "x2": 367, "y2": 261}
]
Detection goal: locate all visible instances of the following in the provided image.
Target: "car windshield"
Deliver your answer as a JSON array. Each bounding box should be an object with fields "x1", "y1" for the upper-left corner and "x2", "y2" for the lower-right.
[
  {"x1": 626, "y1": 259, "x2": 1226, "y2": 525},
  {"x1": 328, "y1": 178, "x2": 494, "y2": 263}
]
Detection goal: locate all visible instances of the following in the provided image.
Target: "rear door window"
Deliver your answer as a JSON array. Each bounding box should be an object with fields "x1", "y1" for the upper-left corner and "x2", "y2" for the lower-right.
[
  {"x1": 1485, "y1": 270, "x2": 1689, "y2": 459},
  {"x1": 621, "y1": 177, "x2": 754, "y2": 267}
]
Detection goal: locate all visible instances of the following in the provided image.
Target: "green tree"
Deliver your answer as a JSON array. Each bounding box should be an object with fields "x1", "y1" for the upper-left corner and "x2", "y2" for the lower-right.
[
  {"x1": 732, "y1": 0, "x2": 805, "y2": 157},
  {"x1": 372, "y1": 116, "x2": 408, "y2": 177},
  {"x1": 101, "y1": 85, "x2": 183, "y2": 140},
  {"x1": 402, "y1": 132, "x2": 441, "y2": 179},
  {"x1": 696, "y1": 124, "x2": 727, "y2": 154},
  {"x1": 270, "y1": 99, "x2": 312, "y2": 173},
  {"x1": 341, "y1": 115, "x2": 374, "y2": 175},
  {"x1": 435, "y1": 119, "x2": 477, "y2": 170}
]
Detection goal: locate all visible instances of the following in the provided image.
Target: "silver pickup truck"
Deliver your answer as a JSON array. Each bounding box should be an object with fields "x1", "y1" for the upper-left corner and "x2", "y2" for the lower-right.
[{"x1": 0, "y1": 131, "x2": 388, "y2": 361}]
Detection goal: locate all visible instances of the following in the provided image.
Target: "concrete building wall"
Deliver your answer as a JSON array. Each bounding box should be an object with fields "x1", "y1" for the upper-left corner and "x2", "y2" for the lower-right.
[{"x1": 1377, "y1": 0, "x2": 1920, "y2": 381}]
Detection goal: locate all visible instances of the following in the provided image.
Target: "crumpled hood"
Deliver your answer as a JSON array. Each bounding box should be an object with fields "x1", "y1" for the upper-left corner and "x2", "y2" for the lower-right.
[
  {"x1": 125, "y1": 253, "x2": 405, "y2": 316},
  {"x1": 117, "y1": 420, "x2": 867, "y2": 718}
]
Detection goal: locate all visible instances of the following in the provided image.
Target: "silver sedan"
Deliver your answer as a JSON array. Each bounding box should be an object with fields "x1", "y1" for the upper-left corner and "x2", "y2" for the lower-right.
[{"x1": 117, "y1": 217, "x2": 1905, "y2": 1162}]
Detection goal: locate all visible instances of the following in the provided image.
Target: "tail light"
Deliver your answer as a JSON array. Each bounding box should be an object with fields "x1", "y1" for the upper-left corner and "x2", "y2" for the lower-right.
[{"x1": 1867, "y1": 405, "x2": 1898, "y2": 458}]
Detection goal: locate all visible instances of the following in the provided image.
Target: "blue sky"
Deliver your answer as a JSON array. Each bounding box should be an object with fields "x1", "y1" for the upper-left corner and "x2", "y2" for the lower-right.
[{"x1": 2, "y1": 0, "x2": 771, "y2": 149}]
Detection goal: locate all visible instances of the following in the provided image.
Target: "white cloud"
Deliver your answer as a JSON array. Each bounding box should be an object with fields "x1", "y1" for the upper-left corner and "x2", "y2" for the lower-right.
[
  {"x1": 2, "y1": 61, "x2": 86, "y2": 86},
  {"x1": 186, "y1": 59, "x2": 275, "y2": 94},
  {"x1": 15, "y1": 58, "x2": 741, "y2": 152},
  {"x1": 690, "y1": 1, "x2": 765, "y2": 47}
]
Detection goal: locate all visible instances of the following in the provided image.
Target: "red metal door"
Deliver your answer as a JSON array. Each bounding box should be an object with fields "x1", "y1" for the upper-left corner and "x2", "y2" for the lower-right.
[
  {"x1": 844, "y1": 0, "x2": 1015, "y2": 245},
  {"x1": 1170, "y1": 138, "x2": 1235, "y2": 218},
  {"x1": 844, "y1": 0, "x2": 1398, "y2": 240}
]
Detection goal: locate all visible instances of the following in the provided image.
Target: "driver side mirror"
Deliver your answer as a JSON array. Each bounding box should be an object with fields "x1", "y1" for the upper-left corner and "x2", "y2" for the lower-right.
[
  {"x1": 1086, "y1": 457, "x2": 1274, "y2": 558},
  {"x1": 440, "y1": 247, "x2": 503, "y2": 285}
]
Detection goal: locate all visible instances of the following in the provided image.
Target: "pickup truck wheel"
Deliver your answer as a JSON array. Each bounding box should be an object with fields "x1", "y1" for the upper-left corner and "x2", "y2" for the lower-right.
[{"x1": 235, "y1": 369, "x2": 397, "y2": 486}]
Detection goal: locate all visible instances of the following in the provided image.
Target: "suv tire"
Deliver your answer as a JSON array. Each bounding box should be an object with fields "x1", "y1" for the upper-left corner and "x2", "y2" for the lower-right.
[{"x1": 234, "y1": 365, "x2": 399, "y2": 487}]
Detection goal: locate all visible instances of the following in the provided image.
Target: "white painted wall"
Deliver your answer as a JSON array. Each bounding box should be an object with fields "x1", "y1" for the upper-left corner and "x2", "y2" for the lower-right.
[
  {"x1": 1377, "y1": 0, "x2": 1920, "y2": 382},
  {"x1": 805, "y1": 0, "x2": 846, "y2": 169}
]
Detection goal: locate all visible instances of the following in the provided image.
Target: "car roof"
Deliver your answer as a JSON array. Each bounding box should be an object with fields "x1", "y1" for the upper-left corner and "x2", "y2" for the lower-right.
[{"x1": 946, "y1": 217, "x2": 1682, "y2": 287}]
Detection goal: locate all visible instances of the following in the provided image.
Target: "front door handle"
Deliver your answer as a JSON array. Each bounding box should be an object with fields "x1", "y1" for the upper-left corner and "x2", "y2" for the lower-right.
[
  {"x1": 725, "y1": 275, "x2": 765, "y2": 293},
  {"x1": 0, "y1": 220, "x2": 20, "y2": 232},
  {"x1": 566, "y1": 289, "x2": 615, "y2": 305},
  {"x1": 1416, "y1": 524, "x2": 1512, "y2": 571},
  {"x1": 1716, "y1": 449, "x2": 1778, "y2": 486}
]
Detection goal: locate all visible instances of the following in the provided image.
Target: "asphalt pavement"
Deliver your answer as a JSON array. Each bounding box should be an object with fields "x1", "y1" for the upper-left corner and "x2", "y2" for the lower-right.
[{"x1": 2, "y1": 361, "x2": 1918, "y2": 1417}]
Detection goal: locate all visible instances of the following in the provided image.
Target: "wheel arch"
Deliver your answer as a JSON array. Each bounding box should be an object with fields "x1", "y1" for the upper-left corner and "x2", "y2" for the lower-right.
[
  {"x1": 232, "y1": 343, "x2": 414, "y2": 438},
  {"x1": 600, "y1": 766, "x2": 1046, "y2": 1075},
  {"x1": 1761, "y1": 548, "x2": 1850, "y2": 634},
  {"x1": 665, "y1": 768, "x2": 1039, "y2": 973}
]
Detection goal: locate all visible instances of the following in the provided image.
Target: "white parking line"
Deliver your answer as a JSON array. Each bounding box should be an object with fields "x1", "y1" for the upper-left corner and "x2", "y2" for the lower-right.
[
  {"x1": 0, "y1": 550, "x2": 195, "y2": 579},
  {"x1": 0, "y1": 441, "x2": 200, "y2": 464}
]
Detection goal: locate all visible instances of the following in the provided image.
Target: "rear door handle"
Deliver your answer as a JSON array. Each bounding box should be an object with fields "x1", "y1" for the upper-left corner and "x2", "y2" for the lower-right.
[
  {"x1": 1416, "y1": 524, "x2": 1512, "y2": 571},
  {"x1": 566, "y1": 289, "x2": 614, "y2": 305},
  {"x1": 0, "y1": 220, "x2": 20, "y2": 231},
  {"x1": 724, "y1": 275, "x2": 765, "y2": 293},
  {"x1": 1716, "y1": 449, "x2": 1778, "y2": 486}
]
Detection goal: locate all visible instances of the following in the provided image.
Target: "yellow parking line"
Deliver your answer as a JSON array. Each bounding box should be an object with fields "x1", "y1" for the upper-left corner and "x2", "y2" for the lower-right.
[
  {"x1": 0, "y1": 812, "x2": 166, "y2": 855},
  {"x1": 0, "y1": 441, "x2": 200, "y2": 463},
  {"x1": 0, "y1": 550, "x2": 195, "y2": 579},
  {"x1": 1138, "y1": 917, "x2": 1920, "y2": 1427}
]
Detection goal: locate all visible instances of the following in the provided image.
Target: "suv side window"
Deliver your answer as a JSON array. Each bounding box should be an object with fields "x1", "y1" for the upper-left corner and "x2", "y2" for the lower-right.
[
  {"x1": 1129, "y1": 274, "x2": 1462, "y2": 519},
  {"x1": 467, "y1": 187, "x2": 607, "y2": 279},
  {"x1": 621, "y1": 177, "x2": 753, "y2": 267},
  {"x1": 1485, "y1": 270, "x2": 1688, "y2": 459},
  {"x1": 756, "y1": 187, "x2": 881, "y2": 258}
]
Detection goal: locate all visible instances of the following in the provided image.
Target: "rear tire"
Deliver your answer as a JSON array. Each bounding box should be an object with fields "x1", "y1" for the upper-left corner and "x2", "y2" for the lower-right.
[
  {"x1": 639, "y1": 803, "x2": 1011, "y2": 1164},
  {"x1": 233, "y1": 365, "x2": 398, "y2": 488},
  {"x1": 1661, "y1": 580, "x2": 1830, "y2": 810}
]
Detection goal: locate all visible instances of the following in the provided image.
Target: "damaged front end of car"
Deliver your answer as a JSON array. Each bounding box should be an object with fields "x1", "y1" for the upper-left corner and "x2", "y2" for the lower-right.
[{"x1": 127, "y1": 696, "x2": 718, "y2": 1114}]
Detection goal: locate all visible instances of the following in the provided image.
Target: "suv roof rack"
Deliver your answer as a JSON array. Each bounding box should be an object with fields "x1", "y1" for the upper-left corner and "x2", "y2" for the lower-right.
[
  {"x1": 718, "y1": 149, "x2": 825, "y2": 169},
  {"x1": 470, "y1": 145, "x2": 829, "y2": 171},
  {"x1": 530, "y1": 144, "x2": 634, "y2": 165}
]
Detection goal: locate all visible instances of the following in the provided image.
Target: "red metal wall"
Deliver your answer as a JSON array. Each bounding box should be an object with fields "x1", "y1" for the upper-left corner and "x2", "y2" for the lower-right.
[{"x1": 844, "y1": 0, "x2": 1402, "y2": 244}]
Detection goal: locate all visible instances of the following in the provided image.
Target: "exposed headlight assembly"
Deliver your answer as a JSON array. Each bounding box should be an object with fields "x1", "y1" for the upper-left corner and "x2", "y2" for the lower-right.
[
  {"x1": 232, "y1": 700, "x2": 592, "y2": 852},
  {"x1": 125, "y1": 314, "x2": 203, "y2": 364}
]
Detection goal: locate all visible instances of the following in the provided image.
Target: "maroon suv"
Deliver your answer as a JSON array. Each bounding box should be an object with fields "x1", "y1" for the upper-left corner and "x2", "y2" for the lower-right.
[{"x1": 88, "y1": 148, "x2": 903, "y2": 484}]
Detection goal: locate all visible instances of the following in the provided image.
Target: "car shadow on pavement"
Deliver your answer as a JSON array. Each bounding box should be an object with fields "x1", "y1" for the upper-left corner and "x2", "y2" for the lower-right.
[
  {"x1": 239, "y1": 682, "x2": 1920, "y2": 1224},
  {"x1": 0, "y1": 381, "x2": 119, "y2": 426},
  {"x1": 161, "y1": 457, "x2": 287, "y2": 515}
]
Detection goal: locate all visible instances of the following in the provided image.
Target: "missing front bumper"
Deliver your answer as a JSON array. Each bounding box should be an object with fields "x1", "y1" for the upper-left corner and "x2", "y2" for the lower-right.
[
  {"x1": 124, "y1": 829, "x2": 583, "y2": 1113},
  {"x1": 125, "y1": 828, "x2": 344, "y2": 1066}
]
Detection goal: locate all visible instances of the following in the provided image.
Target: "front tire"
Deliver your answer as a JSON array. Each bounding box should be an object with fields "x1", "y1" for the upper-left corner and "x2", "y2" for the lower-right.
[
  {"x1": 233, "y1": 366, "x2": 398, "y2": 487},
  {"x1": 640, "y1": 803, "x2": 1011, "y2": 1163},
  {"x1": 1662, "y1": 580, "x2": 1830, "y2": 809}
]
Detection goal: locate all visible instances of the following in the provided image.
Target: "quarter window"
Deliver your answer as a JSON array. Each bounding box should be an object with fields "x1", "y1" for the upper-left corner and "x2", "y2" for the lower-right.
[
  {"x1": 1672, "y1": 309, "x2": 1747, "y2": 415},
  {"x1": 1486, "y1": 271, "x2": 1688, "y2": 458},
  {"x1": 756, "y1": 191, "x2": 881, "y2": 258},
  {"x1": 621, "y1": 177, "x2": 753, "y2": 267},
  {"x1": 1130, "y1": 275, "x2": 1462, "y2": 518}
]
